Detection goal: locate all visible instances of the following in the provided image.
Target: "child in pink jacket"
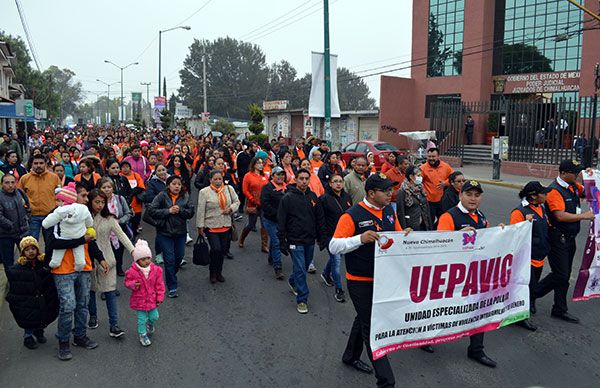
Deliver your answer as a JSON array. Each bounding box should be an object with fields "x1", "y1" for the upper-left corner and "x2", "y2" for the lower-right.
[{"x1": 125, "y1": 239, "x2": 165, "y2": 346}]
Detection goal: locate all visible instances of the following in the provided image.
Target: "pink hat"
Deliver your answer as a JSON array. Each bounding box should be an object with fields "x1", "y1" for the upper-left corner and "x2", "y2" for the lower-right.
[
  {"x1": 140, "y1": 140, "x2": 149, "y2": 147},
  {"x1": 56, "y1": 182, "x2": 78, "y2": 205},
  {"x1": 132, "y1": 239, "x2": 153, "y2": 262}
]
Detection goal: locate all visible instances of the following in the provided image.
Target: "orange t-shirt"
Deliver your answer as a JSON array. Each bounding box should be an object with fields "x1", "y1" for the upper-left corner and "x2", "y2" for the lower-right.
[
  {"x1": 121, "y1": 171, "x2": 146, "y2": 213},
  {"x1": 169, "y1": 193, "x2": 178, "y2": 205},
  {"x1": 333, "y1": 202, "x2": 402, "y2": 281},
  {"x1": 420, "y1": 161, "x2": 454, "y2": 203},
  {"x1": 51, "y1": 245, "x2": 93, "y2": 275},
  {"x1": 545, "y1": 183, "x2": 583, "y2": 212},
  {"x1": 383, "y1": 167, "x2": 405, "y2": 201},
  {"x1": 310, "y1": 160, "x2": 323, "y2": 176},
  {"x1": 437, "y1": 211, "x2": 480, "y2": 231}
]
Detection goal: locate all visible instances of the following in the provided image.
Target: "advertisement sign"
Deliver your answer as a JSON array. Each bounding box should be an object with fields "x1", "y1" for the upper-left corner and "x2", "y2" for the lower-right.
[
  {"x1": 154, "y1": 96, "x2": 166, "y2": 126},
  {"x1": 308, "y1": 51, "x2": 341, "y2": 118},
  {"x1": 370, "y1": 223, "x2": 532, "y2": 360},
  {"x1": 175, "y1": 103, "x2": 193, "y2": 119},
  {"x1": 131, "y1": 92, "x2": 142, "y2": 103},
  {"x1": 263, "y1": 100, "x2": 289, "y2": 111},
  {"x1": 493, "y1": 71, "x2": 580, "y2": 94},
  {"x1": 574, "y1": 171, "x2": 600, "y2": 301}
]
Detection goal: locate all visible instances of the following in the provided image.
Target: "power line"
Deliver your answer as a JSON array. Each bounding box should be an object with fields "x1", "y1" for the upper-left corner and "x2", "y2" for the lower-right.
[
  {"x1": 238, "y1": 0, "x2": 317, "y2": 40},
  {"x1": 14, "y1": 0, "x2": 42, "y2": 70},
  {"x1": 176, "y1": 0, "x2": 214, "y2": 26}
]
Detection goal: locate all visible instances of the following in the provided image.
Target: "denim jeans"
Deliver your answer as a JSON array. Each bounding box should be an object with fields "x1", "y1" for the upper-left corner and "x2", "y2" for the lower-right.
[
  {"x1": 88, "y1": 290, "x2": 119, "y2": 327},
  {"x1": 262, "y1": 218, "x2": 281, "y2": 269},
  {"x1": 323, "y1": 252, "x2": 343, "y2": 289},
  {"x1": 288, "y1": 244, "x2": 315, "y2": 304},
  {"x1": 54, "y1": 271, "x2": 91, "y2": 342},
  {"x1": 29, "y1": 215, "x2": 46, "y2": 240},
  {"x1": 0, "y1": 237, "x2": 19, "y2": 268},
  {"x1": 156, "y1": 233, "x2": 186, "y2": 292}
]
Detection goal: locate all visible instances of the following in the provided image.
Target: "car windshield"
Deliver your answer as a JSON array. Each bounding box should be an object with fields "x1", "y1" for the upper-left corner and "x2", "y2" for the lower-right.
[{"x1": 374, "y1": 143, "x2": 397, "y2": 151}]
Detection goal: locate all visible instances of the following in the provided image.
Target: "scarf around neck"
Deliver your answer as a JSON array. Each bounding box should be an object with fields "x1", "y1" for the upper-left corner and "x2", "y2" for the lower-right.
[{"x1": 210, "y1": 184, "x2": 227, "y2": 210}]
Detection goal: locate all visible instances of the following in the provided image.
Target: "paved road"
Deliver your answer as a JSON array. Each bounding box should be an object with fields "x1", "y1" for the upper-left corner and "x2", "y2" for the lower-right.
[{"x1": 1, "y1": 184, "x2": 599, "y2": 387}]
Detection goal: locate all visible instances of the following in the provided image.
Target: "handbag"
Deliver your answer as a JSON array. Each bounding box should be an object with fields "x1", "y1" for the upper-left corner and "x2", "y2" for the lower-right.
[
  {"x1": 193, "y1": 236, "x2": 210, "y2": 266},
  {"x1": 142, "y1": 208, "x2": 159, "y2": 227},
  {"x1": 245, "y1": 205, "x2": 257, "y2": 214}
]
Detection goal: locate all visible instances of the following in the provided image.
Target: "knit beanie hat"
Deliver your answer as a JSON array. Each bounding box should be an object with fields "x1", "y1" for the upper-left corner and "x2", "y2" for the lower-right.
[
  {"x1": 132, "y1": 239, "x2": 152, "y2": 262},
  {"x1": 56, "y1": 182, "x2": 78, "y2": 205},
  {"x1": 256, "y1": 150, "x2": 268, "y2": 160},
  {"x1": 18, "y1": 236, "x2": 44, "y2": 265}
]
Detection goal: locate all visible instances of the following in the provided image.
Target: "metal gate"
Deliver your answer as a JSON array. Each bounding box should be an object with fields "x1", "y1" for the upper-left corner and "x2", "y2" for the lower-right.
[{"x1": 429, "y1": 96, "x2": 598, "y2": 165}]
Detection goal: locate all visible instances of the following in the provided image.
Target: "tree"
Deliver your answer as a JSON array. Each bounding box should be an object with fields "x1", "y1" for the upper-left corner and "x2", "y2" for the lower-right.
[
  {"x1": 160, "y1": 109, "x2": 172, "y2": 130},
  {"x1": 427, "y1": 13, "x2": 453, "y2": 77},
  {"x1": 211, "y1": 118, "x2": 236, "y2": 135},
  {"x1": 248, "y1": 103, "x2": 265, "y2": 136},
  {"x1": 266, "y1": 60, "x2": 300, "y2": 101},
  {"x1": 44, "y1": 65, "x2": 84, "y2": 117},
  {"x1": 502, "y1": 43, "x2": 553, "y2": 75},
  {"x1": 179, "y1": 37, "x2": 269, "y2": 119},
  {"x1": 337, "y1": 67, "x2": 377, "y2": 110}
]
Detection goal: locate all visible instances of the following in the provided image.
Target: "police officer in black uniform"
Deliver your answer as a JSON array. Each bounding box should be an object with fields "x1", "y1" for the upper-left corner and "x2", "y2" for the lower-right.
[
  {"x1": 436, "y1": 180, "x2": 497, "y2": 368},
  {"x1": 535, "y1": 160, "x2": 594, "y2": 323},
  {"x1": 510, "y1": 181, "x2": 552, "y2": 331},
  {"x1": 329, "y1": 173, "x2": 408, "y2": 388}
]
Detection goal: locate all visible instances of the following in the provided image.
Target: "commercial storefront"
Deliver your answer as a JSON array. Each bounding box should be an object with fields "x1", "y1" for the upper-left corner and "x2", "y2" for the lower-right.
[{"x1": 379, "y1": 0, "x2": 600, "y2": 152}]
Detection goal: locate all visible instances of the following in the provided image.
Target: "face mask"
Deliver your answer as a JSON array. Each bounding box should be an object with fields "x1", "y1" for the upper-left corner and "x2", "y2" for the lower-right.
[
  {"x1": 414, "y1": 176, "x2": 423, "y2": 185},
  {"x1": 428, "y1": 160, "x2": 440, "y2": 167}
]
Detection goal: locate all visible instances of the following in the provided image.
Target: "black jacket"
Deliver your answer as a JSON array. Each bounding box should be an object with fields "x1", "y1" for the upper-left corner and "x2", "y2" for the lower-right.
[
  {"x1": 147, "y1": 190, "x2": 195, "y2": 237},
  {"x1": 277, "y1": 185, "x2": 325, "y2": 246},
  {"x1": 5, "y1": 261, "x2": 59, "y2": 329},
  {"x1": 0, "y1": 188, "x2": 30, "y2": 239},
  {"x1": 108, "y1": 174, "x2": 133, "y2": 203},
  {"x1": 236, "y1": 151, "x2": 253, "y2": 180},
  {"x1": 396, "y1": 186, "x2": 432, "y2": 231},
  {"x1": 139, "y1": 175, "x2": 167, "y2": 204},
  {"x1": 319, "y1": 187, "x2": 352, "y2": 238},
  {"x1": 441, "y1": 186, "x2": 460, "y2": 213},
  {"x1": 194, "y1": 165, "x2": 212, "y2": 190},
  {"x1": 260, "y1": 182, "x2": 287, "y2": 222},
  {"x1": 317, "y1": 163, "x2": 344, "y2": 188}
]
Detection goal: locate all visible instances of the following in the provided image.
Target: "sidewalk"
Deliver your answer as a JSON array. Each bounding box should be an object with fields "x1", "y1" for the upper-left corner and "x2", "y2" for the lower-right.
[{"x1": 457, "y1": 164, "x2": 553, "y2": 189}]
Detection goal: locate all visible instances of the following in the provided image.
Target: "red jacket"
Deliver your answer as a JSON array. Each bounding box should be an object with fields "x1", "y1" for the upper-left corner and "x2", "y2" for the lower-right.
[{"x1": 125, "y1": 263, "x2": 165, "y2": 311}]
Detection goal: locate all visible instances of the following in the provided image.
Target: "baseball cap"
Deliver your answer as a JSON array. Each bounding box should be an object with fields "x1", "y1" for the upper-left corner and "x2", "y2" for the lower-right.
[
  {"x1": 271, "y1": 166, "x2": 285, "y2": 175},
  {"x1": 462, "y1": 180, "x2": 484, "y2": 193},
  {"x1": 559, "y1": 159, "x2": 584, "y2": 174},
  {"x1": 365, "y1": 173, "x2": 394, "y2": 192},
  {"x1": 520, "y1": 181, "x2": 551, "y2": 197}
]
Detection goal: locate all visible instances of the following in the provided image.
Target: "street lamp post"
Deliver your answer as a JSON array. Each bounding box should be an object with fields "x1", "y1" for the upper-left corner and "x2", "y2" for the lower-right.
[
  {"x1": 158, "y1": 26, "x2": 191, "y2": 96},
  {"x1": 97, "y1": 79, "x2": 120, "y2": 124},
  {"x1": 104, "y1": 60, "x2": 139, "y2": 122}
]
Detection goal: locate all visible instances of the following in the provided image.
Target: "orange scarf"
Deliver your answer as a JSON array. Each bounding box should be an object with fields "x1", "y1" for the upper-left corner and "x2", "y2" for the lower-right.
[{"x1": 210, "y1": 184, "x2": 227, "y2": 210}]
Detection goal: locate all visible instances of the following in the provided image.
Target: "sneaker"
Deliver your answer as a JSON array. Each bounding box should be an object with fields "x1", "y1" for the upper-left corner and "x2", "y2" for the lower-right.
[
  {"x1": 154, "y1": 253, "x2": 164, "y2": 264},
  {"x1": 88, "y1": 316, "x2": 99, "y2": 329},
  {"x1": 146, "y1": 323, "x2": 155, "y2": 336},
  {"x1": 335, "y1": 288, "x2": 346, "y2": 303},
  {"x1": 308, "y1": 263, "x2": 317, "y2": 274},
  {"x1": 58, "y1": 341, "x2": 72, "y2": 361},
  {"x1": 186, "y1": 234, "x2": 193, "y2": 245},
  {"x1": 297, "y1": 302, "x2": 309, "y2": 314},
  {"x1": 288, "y1": 279, "x2": 298, "y2": 296},
  {"x1": 72, "y1": 335, "x2": 98, "y2": 349},
  {"x1": 137, "y1": 227, "x2": 143, "y2": 233},
  {"x1": 109, "y1": 326, "x2": 125, "y2": 338},
  {"x1": 274, "y1": 268, "x2": 284, "y2": 280},
  {"x1": 321, "y1": 273, "x2": 334, "y2": 287},
  {"x1": 179, "y1": 258, "x2": 188, "y2": 267},
  {"x1": 225, "y1": 252, "x2": 234, "y2": 260},
  {"x1": 23, "y1": 336, "x2": 38, "y2": 349},
  {"x1": 234, "y1": 214, "x2": 243, "y2": 221},
  {"x1": 139, "y1": 334, "x2": 152, "y2": 346},
  {"x1": 33, "y1": 329, "x2": 47, "y2": 344},
  {"x1": 168, "y1": 290, "x2": 179, "y2": 298},
  {"x1": 100, "y1": 293, "x2": 106, "y2": 301},
  {"x1": 115, "y1": 290, "x2": 120, "y2": 297}
]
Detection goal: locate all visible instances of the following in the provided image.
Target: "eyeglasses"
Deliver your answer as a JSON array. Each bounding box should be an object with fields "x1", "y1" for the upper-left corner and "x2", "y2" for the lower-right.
[
  {"x1": 374, "y1": 188, "x2": 394, "y2": 194},
  {"x1": 454, "y1": 179, "x2": 465, "y2": 183}
]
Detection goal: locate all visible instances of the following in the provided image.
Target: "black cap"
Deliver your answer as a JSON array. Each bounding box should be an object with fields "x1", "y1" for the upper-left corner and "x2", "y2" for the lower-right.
[
  {"x1": 520, "y1": 181, "x2": 551, "y2": 197},
  {"x1": 462, "y1": 179, "x2": 484, "y2": 193},
  {"x1": 365, "y1": 173, "x2": 394, "y2": 192},
  {"x1": 559, "y1": 159, "x2": 584, "y2": 174}
]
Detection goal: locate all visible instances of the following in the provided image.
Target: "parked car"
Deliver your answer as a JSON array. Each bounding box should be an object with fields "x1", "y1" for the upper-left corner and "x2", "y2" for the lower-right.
[{"x1": 341, "y1": 141, "x2": 404, "y2": 170}]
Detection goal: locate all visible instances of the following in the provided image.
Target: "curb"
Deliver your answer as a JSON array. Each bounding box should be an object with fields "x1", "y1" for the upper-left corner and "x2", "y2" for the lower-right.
[{"x1": 477, "y1": 179, "x2": 523, "y2": 190}]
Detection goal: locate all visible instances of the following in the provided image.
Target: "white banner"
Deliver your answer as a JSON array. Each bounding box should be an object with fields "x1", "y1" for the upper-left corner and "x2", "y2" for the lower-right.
[
  {"x1": 308, "y1": 51, "x2": 341, "y2": 118},
  {"x1": 370, "y1": 223, "x2": 532, "y2": 360}
]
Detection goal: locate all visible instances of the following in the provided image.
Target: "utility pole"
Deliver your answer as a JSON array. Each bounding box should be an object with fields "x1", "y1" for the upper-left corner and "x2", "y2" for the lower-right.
[
  {"x1": 158, "y1": 26, "x2": 191, "y2": 97},
  {"x1": 588, "y1": 63, "x2": 600, "y2": 167},
  {"x1": 97, "y1": 79, "x2": 120, "y2": 124},
  {"x1": 203, "y1": 43, "x2": 207, "y2": 115},
  {"x1": 323, "y1": 0, "x2": 332, "y2": 141},
  {"x1": 104, "y1": 60, "x2": 138, "y2": 123},
  {"x1": 141, "y1": 82, "x2": 151, "y2": 126}
]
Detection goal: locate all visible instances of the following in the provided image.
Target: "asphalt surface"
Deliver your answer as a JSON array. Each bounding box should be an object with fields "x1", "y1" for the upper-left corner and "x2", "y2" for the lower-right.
[{"x1": 1, "y1": 184, "x2": 599, "y2": 387}]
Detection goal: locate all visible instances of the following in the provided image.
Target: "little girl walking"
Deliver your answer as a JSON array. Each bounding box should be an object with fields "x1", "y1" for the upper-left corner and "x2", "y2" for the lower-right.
[{"x1": 125, "y1": 239, "x2": 165, "y2": 346}]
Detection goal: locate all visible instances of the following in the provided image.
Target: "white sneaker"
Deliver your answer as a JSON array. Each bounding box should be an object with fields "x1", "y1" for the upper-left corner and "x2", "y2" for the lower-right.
[
  {"x1": 139, "y1": 334, "x2": 151, "y2": 346},
  {"x1": 308, "y1": 263, "x2": 317, "y2": 274},
  {"x1": 179, "y1": 258, "x2": 188, "y2": 267},
  {"x1": 186, "y1": 234, "x2": 193, "y2": 244}
]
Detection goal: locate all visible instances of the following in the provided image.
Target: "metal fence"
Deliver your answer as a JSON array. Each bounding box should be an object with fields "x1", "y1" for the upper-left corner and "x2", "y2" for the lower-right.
[{"x1": 430, "y1": 96, "x2": 599, "y2": 165}]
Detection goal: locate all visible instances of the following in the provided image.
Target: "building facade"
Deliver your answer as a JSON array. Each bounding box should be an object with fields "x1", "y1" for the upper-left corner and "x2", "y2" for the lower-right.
[{"x1": 379, "y1": 0, "x2": 600, "y2": 149}]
